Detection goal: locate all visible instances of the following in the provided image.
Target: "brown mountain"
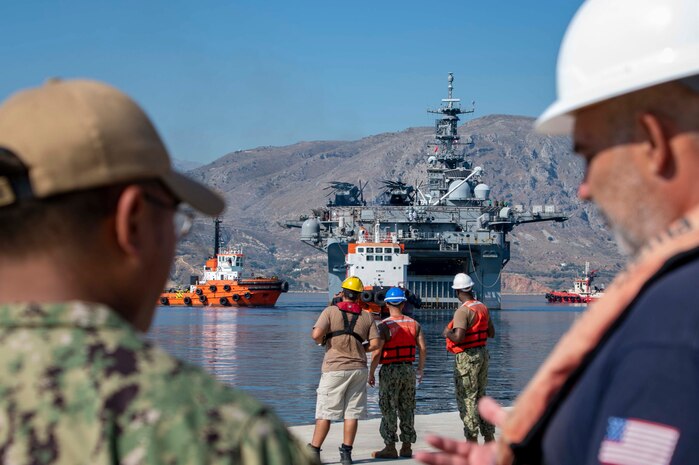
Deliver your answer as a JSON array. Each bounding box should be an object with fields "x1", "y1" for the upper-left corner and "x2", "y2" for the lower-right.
[{"x1": 172, "y1": 114, "x2": 625, "y2": 294}]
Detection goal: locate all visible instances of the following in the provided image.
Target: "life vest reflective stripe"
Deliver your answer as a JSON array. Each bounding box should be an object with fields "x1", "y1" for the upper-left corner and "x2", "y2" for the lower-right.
[
  {"x1": 380, "y1": 316, "x2": 418, "y2": 363},
  {"x1": 446, "y1": 300, "x2": 489, "y2": 354},
  {"x1": 324, "y1": 303, "x2": 365, "y2": 344}
]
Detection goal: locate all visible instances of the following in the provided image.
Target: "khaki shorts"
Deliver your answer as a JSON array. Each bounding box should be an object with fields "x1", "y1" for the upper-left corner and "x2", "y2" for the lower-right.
[{"x1": 315, "y1": 368, "x2": 368, "y2": 420}]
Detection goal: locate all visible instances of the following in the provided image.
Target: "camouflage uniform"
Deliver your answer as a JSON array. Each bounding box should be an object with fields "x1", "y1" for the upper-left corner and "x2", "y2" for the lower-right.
[
  {"x1": 0, "y1": 301, "x2": 314, "y2": 465},
  {"x1": 378, "y1": 363, "x2": 416, "y2": 444},
  {"x1": 454, "y1": 346, "x2": 495, "y2": 441}
]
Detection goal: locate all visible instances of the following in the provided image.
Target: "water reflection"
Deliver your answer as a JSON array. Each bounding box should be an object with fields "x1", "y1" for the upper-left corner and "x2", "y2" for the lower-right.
[{"x1": 148, "y1": 294, "x2": 583, "y2": 425}]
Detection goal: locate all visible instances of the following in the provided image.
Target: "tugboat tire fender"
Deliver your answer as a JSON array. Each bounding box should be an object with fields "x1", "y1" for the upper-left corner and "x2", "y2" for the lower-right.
[
  {"x1": 183, "y1": 297, "x2": 192, "y2": 305},
  {"x1": 232, "y1": 294, "x2": 240, "y2": 301},
  {"x1": 160, "y1": 297, "x2": 169, "y2": 305},
  {"x1": 209, "y1": 285, "x2": 217, "y2": 293},
  {"x1": 361, "y1": 290, "x2": 374, "y2": 303},
  {"x1": 244, "y1": 292, "x2": 252, "y2": 299},
  {"x1": 223, "y1": 284, "x2": 232, "y2": 292},
  {"x1": 199, "y1": 294, "x2": 207, "y2": 303},
  {"x1": 195, "y1": 288, "x2": 203, "y2": 296},
  {"x1": 374, "y1": 289, "x2": 387, "y2": 306},
  {"x1": 281, "y1": 281, "x2": 289, "y2": 293},
  {"x1": 219, "y1": 297, "x2": 228, "y2": 306}
]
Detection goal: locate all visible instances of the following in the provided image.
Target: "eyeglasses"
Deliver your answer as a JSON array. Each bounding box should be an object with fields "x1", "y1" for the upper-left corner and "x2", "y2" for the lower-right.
[{"x1": 143, "y1": 192, "x2": 194, "y2": 239}]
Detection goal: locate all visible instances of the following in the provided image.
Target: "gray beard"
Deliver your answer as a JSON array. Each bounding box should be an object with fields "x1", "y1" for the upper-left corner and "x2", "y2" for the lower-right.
[
  {"x1": 593, "y1": 204, "x2": 641, "y2": 259},
  {"x1": 611, "y1": 225, "x2": 638, "y2": 258}
]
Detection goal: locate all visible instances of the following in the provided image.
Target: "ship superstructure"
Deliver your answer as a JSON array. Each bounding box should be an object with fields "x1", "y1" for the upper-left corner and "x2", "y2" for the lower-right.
[
  {"x1": 288, "y1": 74, "x2": 567, "y2": 309},
  {"x1": 346, "y1": 240, "x2": 409, "y2": 288}
]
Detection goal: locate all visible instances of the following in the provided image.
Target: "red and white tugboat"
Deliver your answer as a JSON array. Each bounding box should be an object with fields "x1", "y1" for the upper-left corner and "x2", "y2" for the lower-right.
[{"x1": 545, "y1": 262, "x2": 604, "y2": 304}]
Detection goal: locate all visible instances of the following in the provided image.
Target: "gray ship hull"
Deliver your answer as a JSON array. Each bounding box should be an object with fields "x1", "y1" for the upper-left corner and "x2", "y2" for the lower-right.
[
  {"x1": 328, "y1": 247, "x2": 505, "y2": 309},
  {"x1": 320, "y1": 204, "x2": 512, "y2": 309}
]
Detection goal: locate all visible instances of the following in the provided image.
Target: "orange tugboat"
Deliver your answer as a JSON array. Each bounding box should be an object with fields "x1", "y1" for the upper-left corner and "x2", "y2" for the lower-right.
[{"x1": 159, "y1": 219, "x2": 289, "y2": 307}]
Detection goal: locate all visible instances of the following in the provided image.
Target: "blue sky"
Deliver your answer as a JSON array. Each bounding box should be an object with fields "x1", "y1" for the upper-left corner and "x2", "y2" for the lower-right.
[{"x1": 2, "y1": 1, "x2": 582, "y2": 163}]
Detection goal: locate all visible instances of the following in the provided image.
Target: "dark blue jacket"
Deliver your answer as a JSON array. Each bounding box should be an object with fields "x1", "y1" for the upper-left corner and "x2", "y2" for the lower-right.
[{"x1": 514, "y1": 249, "x2": 699, "y2": 464}]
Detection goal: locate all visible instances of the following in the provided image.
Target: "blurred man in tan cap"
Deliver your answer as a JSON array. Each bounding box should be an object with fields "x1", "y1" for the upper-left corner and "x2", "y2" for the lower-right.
[{"x1": 0, "y1": 79, "x2": 314, "y2": 465}]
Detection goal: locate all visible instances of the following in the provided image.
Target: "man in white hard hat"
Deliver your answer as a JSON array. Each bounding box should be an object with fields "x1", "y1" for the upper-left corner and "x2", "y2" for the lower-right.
[
  {"x1": 442, "y1": 273, "x2": 495, "y2": 443},
  {"x1": 417, "y1": 1, "x2": 699, "y2": 464}
]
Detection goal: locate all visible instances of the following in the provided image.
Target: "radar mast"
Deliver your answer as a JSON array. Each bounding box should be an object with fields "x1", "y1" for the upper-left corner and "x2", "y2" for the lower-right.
[
  {"x1": 427, "y1": 72, "x2": 474, "y2": 169},
  {"x1": 425, "y1": 73, "x2": 478, "y2": 205}
]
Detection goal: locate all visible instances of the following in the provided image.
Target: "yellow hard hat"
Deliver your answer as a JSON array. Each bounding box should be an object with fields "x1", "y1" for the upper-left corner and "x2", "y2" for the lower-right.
[{"x1": 341, "y1": 276, "x2": 364, "y2": 293}]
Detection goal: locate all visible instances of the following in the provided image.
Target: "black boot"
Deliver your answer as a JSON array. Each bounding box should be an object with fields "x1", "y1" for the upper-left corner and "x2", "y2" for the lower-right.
[{"x1": 339, "y1": 444, "x2": 353, "y2": 465}]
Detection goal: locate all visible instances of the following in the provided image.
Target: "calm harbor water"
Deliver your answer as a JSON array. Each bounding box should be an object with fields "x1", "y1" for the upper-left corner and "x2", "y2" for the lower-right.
[{"x1": 147, "y1": 294, "x2": 584, "y2": 426}]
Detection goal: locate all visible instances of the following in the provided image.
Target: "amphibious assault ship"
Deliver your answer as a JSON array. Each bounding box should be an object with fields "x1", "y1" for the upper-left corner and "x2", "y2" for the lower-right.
[{"x1": 287, "y1": 74, "x2": 567, "y2": 309}]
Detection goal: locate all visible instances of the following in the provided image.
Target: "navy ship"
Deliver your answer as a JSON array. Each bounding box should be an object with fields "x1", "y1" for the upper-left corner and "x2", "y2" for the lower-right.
[{"x1": 287, "y1": 74, "x2": 567, "y2": 309}]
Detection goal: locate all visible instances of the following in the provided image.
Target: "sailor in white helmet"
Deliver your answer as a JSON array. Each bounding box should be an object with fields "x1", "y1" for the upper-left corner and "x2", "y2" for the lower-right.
[
  {"x1": 442, "y1": 273, "x2": 495, "y2": 444},
  {"x1": 417, "y1": 1, "x2": 699, "y2": 464}
]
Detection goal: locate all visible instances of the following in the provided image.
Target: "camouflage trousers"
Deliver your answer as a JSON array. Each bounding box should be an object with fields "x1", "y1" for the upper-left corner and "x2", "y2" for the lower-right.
[
  {"x1": 454, "y1": 346, "x2": 495, "y2": 441},
  {"x1": 378, "y1": 363, "x2": 417, "y2": 444}
]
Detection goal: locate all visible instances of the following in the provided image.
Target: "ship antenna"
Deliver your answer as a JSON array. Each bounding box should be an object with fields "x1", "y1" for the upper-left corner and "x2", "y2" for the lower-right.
[
  {"x1": 213, "y1": 217, "x2": 221, "y2": 257},
  {"x1": 427, "y1": 72, "x2": 474, "y2": 170},
  {"x1": 447, "y1": 72, "x2": 454, "y2": 107}
]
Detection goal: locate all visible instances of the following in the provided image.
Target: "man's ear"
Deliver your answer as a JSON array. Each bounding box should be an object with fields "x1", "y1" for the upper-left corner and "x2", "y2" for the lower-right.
[
  {"x1": 639, "y1": 112, "x2": 674, "y2": 179},
  {"x1": 114, "y1": 185, "x2": 148, "y2": 258}
]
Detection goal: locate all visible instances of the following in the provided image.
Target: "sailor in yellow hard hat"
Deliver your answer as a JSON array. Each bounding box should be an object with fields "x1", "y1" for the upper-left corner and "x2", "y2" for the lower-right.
[
  {"x1": 329, "y1": 276, "x2": 365, "y2": 307},
  {"x1": 308, "y1": 275, "x2": 383, "y2": 465},
  {"x1": 341, "y1": 276, "x2": 364, "y2": 294}
]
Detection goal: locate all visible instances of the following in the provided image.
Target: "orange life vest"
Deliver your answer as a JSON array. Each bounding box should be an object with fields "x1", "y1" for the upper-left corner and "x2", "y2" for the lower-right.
[
  {"x1": 380, "y1": 316, "x2": 418, "y2": 363},
  {"x1": 446, "y1": 300, "x2": 489, "y2": 354}
]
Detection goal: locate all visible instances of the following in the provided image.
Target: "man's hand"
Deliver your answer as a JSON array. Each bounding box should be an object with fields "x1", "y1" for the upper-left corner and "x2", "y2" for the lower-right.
[
  {"x1": 442, "y1": 324, "x2": 450, "y2": 338},
  {"x1": 414, "y1": 397, "x2": 506, "y2": 465},
  {"x1": 417, "y1": 368, "x2": 424, "y2": 384},
  {"x1": 368, "y1": 373, "x2": 376, "y2": 387}
]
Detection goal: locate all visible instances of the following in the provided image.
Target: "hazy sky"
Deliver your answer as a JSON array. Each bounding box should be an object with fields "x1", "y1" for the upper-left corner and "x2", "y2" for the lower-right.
[{"x1": 2, "y1": 1, "x2": 582, "y2": 163}]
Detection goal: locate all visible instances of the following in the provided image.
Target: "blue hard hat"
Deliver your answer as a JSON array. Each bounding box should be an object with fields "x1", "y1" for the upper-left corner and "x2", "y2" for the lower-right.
[{"x1": 384, "y1": 287, "x2": 407, "y2": 304}]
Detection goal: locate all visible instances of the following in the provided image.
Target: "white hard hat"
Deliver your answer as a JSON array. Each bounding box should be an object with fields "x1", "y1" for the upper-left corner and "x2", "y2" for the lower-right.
[
  {"x1": 452, "y1": 273, "x2": 474, "y2": 291},
  {"x1": 536, "y1": 0, "x2": 699, "y2": 135}
]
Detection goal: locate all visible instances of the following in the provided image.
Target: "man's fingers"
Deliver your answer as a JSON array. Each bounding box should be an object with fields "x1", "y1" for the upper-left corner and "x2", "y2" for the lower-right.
[
  {"x1": 478, "y1": 397, "x2": 506, "y2": 426},
  {"x1": 416, "y1": 436, "x2": 471, "y2": 465},
  {"x1": 414, "y1": 451, "x2": 470, "y2": 465},
  {"x1": 425, "y1": 435, "x2": 473, "y2": 455}
]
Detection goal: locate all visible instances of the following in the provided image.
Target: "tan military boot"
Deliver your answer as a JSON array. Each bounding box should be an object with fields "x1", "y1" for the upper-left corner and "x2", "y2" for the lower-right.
[
  {"x1": 371, "y1": 443, "x2": 398, "y2": 459},
  {"x1": 399, "y1": 443, "x2": 412, "y2": 457}
]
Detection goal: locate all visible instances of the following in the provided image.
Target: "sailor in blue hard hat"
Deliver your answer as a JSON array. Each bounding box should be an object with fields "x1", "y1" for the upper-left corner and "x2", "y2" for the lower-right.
[
  {"x1": 384, "y1": 287, "x2": 408, "y2": 305},
  {"x1": 369, "y1": 287, "x2": 427, "y2": 459}
]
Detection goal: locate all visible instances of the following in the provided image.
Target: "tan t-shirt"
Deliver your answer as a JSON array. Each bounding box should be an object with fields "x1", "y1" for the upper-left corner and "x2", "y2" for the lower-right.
[
  {"x1": 314, "y1": 306, "x2": 379, "y2": 372},
  {"x1": 452, "y1": 303, "x2": 476, "y2": 330}
]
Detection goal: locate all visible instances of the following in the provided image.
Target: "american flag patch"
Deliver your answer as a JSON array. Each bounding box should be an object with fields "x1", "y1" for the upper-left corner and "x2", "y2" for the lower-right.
[{"x1": 598, "y1": 417, "x2": 680, "y2": 465}]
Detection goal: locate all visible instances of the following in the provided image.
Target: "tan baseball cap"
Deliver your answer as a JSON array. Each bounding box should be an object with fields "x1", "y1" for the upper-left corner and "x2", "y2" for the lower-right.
[{"x1": 0, "y1": 78, "x2": 224, "y2": 216}]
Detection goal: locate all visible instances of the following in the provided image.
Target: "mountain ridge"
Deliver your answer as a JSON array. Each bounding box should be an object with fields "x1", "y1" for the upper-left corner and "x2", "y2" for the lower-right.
[{"x1": 171, "y1": 114, "x2": 625, "y2": 294}]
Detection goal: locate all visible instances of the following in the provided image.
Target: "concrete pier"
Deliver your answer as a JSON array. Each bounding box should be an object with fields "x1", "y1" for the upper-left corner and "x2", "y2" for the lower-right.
[{"x1": 290, "y1": 411, "x2": 498, "y2": 465}]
